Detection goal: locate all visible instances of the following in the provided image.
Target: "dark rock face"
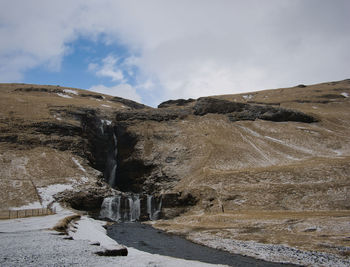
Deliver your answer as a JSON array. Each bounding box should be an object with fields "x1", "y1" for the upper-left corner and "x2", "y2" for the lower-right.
[
  {"x1": 116, "y1": 97, "x2": 317, "y2": 124},
  {"x1": 115, "y1": 108, "x2": 191, "y2": 122},
  {"x1": 193, "y1": 97, "x2": 247, "y2": 115},
  {"x1": 158, "y1": 98, "x2": 195, "y2": 108},
  {"x1": 54, "y1": 184, "x2": 115, "y2": 211},
  {"x1": 194, "y1": 97, "x2": 318, "y2": 123},
  {"x1": 30, "y1": 122, "x2": 82, "y2": 136},
  {"x1": 114, "y1": 124, "x2": 155, "y2": 193},
  {"x1": 80, "y1": 93, "x2": 104, "y2": 99}
]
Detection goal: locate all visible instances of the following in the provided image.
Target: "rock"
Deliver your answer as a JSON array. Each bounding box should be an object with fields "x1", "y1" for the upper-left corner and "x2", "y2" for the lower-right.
[
  {"x1": 55, "y1": 186, "x2": 116, "y2": 211},
  {"x1": 110, "y1": 96, "x2": 149, "y2": 110},
  {"x1": 193, "y1": 97, "x2": 247, "y2": 115},
  {"x1": 194, "y1": 97, "x2": 318, "y2": 123},
  {"x1": 95, "y1": 247, "x2": 128, "y2": 256},
  {"x1": 158, "y1": 98, "x2": 195, "y2": 108},
  {"x1": 115, "y1": 107, "x2": 191, "y2": 122}
]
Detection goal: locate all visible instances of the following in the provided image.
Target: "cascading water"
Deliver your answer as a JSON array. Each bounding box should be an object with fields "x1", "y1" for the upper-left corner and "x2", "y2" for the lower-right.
[
  {"x1": 105, "y1": 132, "x2": 118, "y2": 187},
  {"x1": 100, "y1": 194, "x2": 141, "y2": 222},
  {"x1": 147, "y1": 195, "x2": 162, "y2": 220},
  {"x1": 99, "y1": 196, "x2": 121, "y2": 221}
]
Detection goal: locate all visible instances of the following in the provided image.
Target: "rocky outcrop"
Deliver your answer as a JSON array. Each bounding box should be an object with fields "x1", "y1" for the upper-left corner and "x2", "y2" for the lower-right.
[
  {"x1": 115, "y1": 97, "x2": 317, "y2": 124},
  {"x1": 110, "y1": 96, "x2": 149, "y2": 109},
  {"x1": 194, "y1": 97, "x2": 318, "y2": 123},
  {"x1": 158, "y1": 98, "x2": 195, "y2": 108}
]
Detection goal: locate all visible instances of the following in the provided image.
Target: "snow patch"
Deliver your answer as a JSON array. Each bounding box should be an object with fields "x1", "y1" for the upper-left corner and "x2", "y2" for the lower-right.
[
  {"x1": 10, "y1": 201, "x2": 42, "y2": 210},
  {"x1": 101, "y1": 104, "x2": 111, "y2": 108},
  {"x1": 63, "y1": 89, "x2": 78, "y2": 95},
  {"x1": 242, "y1": 94, "x2": 253, "y2": 100},
  {"x1": 72, "y1": 157, "x2": 86, "y2": 172},
  {"x1": 69, "y1": 216, "x2": 123, "y2": 250},
  {"x1": 101, "y1": 119, "x2": 112, "y2": 125},
  {"x1": 341, "y1": 92, "x2": 349, "y2": 98},
  {"x1": 56, "y1": 93, "x2": 72, "y2": 98},
  {"x1": 38, "y1": 184, "x2": 74, "y2": 209}
]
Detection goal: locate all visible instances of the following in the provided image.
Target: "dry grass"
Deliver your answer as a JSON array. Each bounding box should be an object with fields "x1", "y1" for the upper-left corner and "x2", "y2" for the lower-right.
[
  {"x1": 152, "y1": 210, "x2": 350, "y2": 257},
  {"x1": 52, "y1": 214, "x2": 81, "y2": 233}
]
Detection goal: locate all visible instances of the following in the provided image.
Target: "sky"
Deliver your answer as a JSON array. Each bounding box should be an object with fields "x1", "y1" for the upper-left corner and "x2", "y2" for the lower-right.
[{"x1": 0, "y1": 1, "x2": 349, "y2": 106}]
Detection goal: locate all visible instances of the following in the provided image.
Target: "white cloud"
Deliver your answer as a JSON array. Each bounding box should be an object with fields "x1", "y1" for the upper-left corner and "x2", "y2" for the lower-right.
[
  {"x1": 89, "y1": 84, "x2": 141, "y2": 103},
  {"x1": 1, "y1": 0, "x2": 350, "y2": 103},
  {"x1": 92, "y1": 55, "x2": 124, "y2": 82}
]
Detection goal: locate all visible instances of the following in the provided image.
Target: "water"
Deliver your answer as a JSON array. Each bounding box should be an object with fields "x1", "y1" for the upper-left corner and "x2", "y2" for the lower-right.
[
  {"x1": 107, "y1": 222, "x2": 298, "y2": 267},
  {"x1": 146, "y1": 195, "x2": 162, "y2": 220},
  {"x1": 100, "y1": 195, "x2": 141, "y2": 222}
]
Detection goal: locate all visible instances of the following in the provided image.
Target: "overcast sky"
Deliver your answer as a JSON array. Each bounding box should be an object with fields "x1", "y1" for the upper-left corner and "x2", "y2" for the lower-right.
[{"x1": 0, "y1": 0, "x2": 349, "y2": 106}]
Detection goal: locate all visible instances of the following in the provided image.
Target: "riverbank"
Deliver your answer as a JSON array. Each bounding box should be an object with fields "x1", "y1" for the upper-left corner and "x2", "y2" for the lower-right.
[
  {"x1": 107, "y1": 222, "x2": 297, "y2": 267},
  {"x1": 0, "y1": 211, "x2": 228, "y2": 267},
  {"x1": 150, "y1": 210, "x2": 350, "y2": 267}
]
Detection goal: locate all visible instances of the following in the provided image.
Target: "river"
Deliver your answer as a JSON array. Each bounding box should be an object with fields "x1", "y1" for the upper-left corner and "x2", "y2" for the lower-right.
[{"x1": 107, "y1": 222, "x2": 298, "y2": 267}]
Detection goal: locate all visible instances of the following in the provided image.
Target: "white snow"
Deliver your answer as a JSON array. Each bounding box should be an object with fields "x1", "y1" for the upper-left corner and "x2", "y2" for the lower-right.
[
  {"x1": 37, "y1": 183, "x2": 74, "y2": 210},
  {"x1": 69, "y1": 216, "x2": 123, "y2": 250},
  {"x1": 101, "y1": 119, "x2": 112, "y2": 125},
  {"x1": 101, "y1": 104, "x2": 111, "y2": 108},
  {"x1": 57, "y1": 93, "x2": 72, "y2": 98},
  {"x1": 242, "y1": 94, "x2": 253, "y2": 100},
  {"x1": 10, "y1": 201, "x2": 42, "y2": 210},
  {"x1": 63, "y1": 89, "x2": 79, "y2": 95},
  {"x1": 341, "y1": 92, "x2": 349, "y2": 98},
  {"x1": 72, "y1": 157, "x2": 86, "y2": 172},
  {"x1": 0, "y1": 210, "x2": 74, "y2": 232},
  {"x1": 0, "y1": 209, "x2": 227, "y2": 266}
]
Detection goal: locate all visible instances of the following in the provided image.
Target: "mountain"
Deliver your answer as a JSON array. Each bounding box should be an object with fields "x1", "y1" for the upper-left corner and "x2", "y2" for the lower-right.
[{"x1": 1, "y1": 80, "x2": 350, "y2": 263}]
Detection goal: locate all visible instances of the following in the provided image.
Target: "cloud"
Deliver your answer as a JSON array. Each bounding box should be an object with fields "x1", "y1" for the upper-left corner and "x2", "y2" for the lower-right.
[
  {"x1": 1, "y1": 0, "x2": 350, "y2": 104},
  {"x1": 91, "y1": 55, "x2": 124, "y2": 82},
  {"x1": 89, "y1": 84, "x2": 141, "y2": 103}
]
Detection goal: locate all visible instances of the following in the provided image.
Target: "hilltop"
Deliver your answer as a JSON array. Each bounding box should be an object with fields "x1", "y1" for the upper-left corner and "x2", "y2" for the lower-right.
[{"x1": 0, "y1": 80, "x2": 350, "y2": 265}]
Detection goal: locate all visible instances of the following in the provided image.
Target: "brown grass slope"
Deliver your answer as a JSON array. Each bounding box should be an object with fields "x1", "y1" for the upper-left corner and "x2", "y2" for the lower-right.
[
  {"x1": 0, "y1": 83, "x2": 146, "y2": 210},
  {"x1": 1, "y1": 80, "x2": 350, "y2": 259}
]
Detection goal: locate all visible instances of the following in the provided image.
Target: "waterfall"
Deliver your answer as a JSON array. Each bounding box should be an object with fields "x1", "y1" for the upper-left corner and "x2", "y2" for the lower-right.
[
  {"x1": 100, "y1": 195, "x2": 140, "y2": 222},
  {"x1": 109, "y1": 164, "x2": 117, "y2": 187},
  {"x1": 147, "y1": 195, "x2": 162, "y2": 220},
  {"x1": 99, "y1": 196, "x2": 121, "y2": 221},
  {"x1": 106, "y1": 131, "x2": 118, "y2": 187},
  {"x1": 129, "y1": 195, "x2": 141, "y2": 222}
]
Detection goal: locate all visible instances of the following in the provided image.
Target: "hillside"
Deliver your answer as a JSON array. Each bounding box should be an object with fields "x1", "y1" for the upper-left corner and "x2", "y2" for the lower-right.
[{"x1": 1, "y1": 80, "x2": 350, "y2": 264}]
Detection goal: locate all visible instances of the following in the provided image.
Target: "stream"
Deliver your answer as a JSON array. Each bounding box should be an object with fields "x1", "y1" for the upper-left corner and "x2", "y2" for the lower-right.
[{"x1": 107, "y1": 222, "x2": 298, "y2": 267}]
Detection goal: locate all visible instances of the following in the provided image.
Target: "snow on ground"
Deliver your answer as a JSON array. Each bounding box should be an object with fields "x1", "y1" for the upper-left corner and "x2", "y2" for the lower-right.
[
  {"x1": 0, "y1": 210, "x2": 74, "y2": 232},
  {"x1": 56, "y1": 93, "x2": 72, "y2": 98},
  {"x1": 72, "y1": 157, "x2": 86, "y2": 172},
  {"x1": 242, "y1": 94, "x2": 253, "y2": 100},
  {"x1": 10, "y1": 201, "x2": 42, "y2": 210},
  {"x1": 69, "y1": 216, "x2": 121, "y2": 250},
  {"x1": 63, "y1": 89, "x2": 79, "y2": 95},
  {"x1": 37, "y1": 183, "x2": 74, "y2": 211},
  {"x1": 101, "y1": 104, "x2": 111, "y2": 108},
  {"x1": 189, "y1": 232, "x2": 350, "y2": 267},
  {"x1": 0, "y1": 210, "x2": 227, "y2": 267},
  {"x1": 341, "y1": 92, "x2": 349, "y2": 98}
]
